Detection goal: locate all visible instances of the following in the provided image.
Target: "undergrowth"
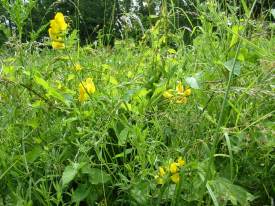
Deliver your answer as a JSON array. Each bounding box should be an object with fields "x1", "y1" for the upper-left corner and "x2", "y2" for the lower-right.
[{"x1": 0, "y1": 0, "x2": 274, "y2": 205}]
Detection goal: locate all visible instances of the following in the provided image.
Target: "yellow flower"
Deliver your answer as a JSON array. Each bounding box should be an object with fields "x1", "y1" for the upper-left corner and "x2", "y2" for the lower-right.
[
  {"x1": 169, "y1": 162, "x2": 178, "y2": 174},
  {"x1": 50, "y1": 20, "x2": 59, "y2": 34},
  {"x1": 52, "y1": 41, "x2": 65, "y2": 49},
  {"x1": 183, "y1": 88, "x2": 191, "y2": 96},
  {"x1": 79, "y1": 86, "x2": 86, "y2": 102},
  {"x1": 163, "y1": 89, "x2": 174, "y2": 99},
  {"x1": 74, "y1": 63, "x2": 82, "y2": 71},
  {"x1": 155, "y1": 175, "x2": 165, "y2": 185},
  {"x1": 170, "y1": 173, "x2": 180, "y2": 184},
  {"x1": 176, "y1": 81, "x2": 184, "y2": 94},
  {"x1": 54, "y1": 12, "x2": 68, "y2": 31},
  {"x1": 158, "y1": 166, "x2": 165, "y2": 177},
  {"x1": 176, "y1": 96, "x2": 187, "y2": 104},
  {"x1": 79, "y1": 78, "x2": 96, "y2": 102},
  {"x1": 49, "y1": 12, "x2": 68, "y2": 49},
  {"x1": 177, "y1": 157, "x2": 185, "y2": 167}
]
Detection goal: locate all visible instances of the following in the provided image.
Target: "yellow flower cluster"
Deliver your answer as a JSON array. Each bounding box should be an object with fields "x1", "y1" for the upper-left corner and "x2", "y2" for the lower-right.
[
  {"x1": 48, "y1": 12, "x2": 68, "y2": 49},
  {"x1": 155, "y1": 157, "x2": 185, "y2": 185},
  {"x1": 163, "y1": 81, "x2": 191, "y2": 104},
  {"x1": 79, "y1": 78, "x2": 96, "y2": 102}
]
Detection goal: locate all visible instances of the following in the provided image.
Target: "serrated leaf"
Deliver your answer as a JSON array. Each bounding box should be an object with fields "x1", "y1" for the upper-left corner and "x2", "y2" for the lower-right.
[{"x1": 224, "y1": 59, "x2": 241, "y2": 76}]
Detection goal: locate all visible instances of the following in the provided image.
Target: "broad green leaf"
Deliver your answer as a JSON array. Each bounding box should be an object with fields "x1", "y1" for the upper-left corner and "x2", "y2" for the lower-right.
[
  {"x1": 185, "y1": 77, "x2": 200, "y2": 89},
  {"x1": 72, "y1": 184, "x2": 90, "y2": 203},
  {"x1": 62, "y1": 163, "x2": 80, "y2": 187},
  {"x1": 85, "y1": 168, "x2": 111, "y2": 185},
  {"x1": 209, "y1": 177, "x2": 255, "y2": 205},
  {"x1": 3, "y1": 66, "x2": 15, "y2": 81},
  {"x1": 133, "y1": 88, "x2": 150, "y2": 101},
  {"x1": 271, "y1": 9, "x2": 275, "y2": 18},
  {"x1": 130, "y1": 181, "x2": 150, "y2": 205},
  {"x1": 26, "y1": 146, "x2": 43, "y2": 163},
  {"x1": 224, "y1": 59, "x2": 241, "y2": 76},
  {"x1": 230, "y1": 25, "x2": 244, "y2": 48},
  {"x1": 118, "y1": 128, "x2": 129, "y2": 145}
]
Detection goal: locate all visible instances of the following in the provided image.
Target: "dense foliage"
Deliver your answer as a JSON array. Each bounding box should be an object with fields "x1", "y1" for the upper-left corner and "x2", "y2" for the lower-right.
[{"x1": 0, "y1": 0, "x2": 274, "y2": 205}]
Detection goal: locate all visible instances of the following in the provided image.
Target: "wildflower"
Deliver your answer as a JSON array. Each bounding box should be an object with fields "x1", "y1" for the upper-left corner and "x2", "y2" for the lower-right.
[
  {"x1": 79, "y1": 78, "x2": 96, "y2": 102},
  {"x1": 158, "y1": 166, "x2": 165, "y2": 177},
  {"x1": 51, "y1": 41, "x2": 65, "y2": 49},
  {"x1": 183, "y1": 88, "x2": 191, "y2": 96},
  {"x1": 163, "y1": 81, "x2": 191, "y2": 104},
  {"x1": 163, "y1": 89, "x2": 174, "y2": 99},
  {"x1": 169, "y1": 162, "x2": 178, "y2": 174},
  {"x1": 176, "y1": 157, "x2": 185, "y2": 167},
  {"x1": 170, "y1": 173, "x2": 180, "y2": 184},
  {"x1": 155, "y1": 167, "x2": 166, "y2": 185},
  {"x1": 176, "y1": 81, "x2": 184, "y2": 94},
  {"x1": 54, "y1": 12, "x2": 68, "y2": 31},
  {"x1": 48, "y1": 12, "x2": 68, "y2": 49},
  {"x1": 155, "y1": 175, "x2": 165, "y2": 185},
  {"x1": 74, "y1": 63, "x2": 82, "y2": 71}
]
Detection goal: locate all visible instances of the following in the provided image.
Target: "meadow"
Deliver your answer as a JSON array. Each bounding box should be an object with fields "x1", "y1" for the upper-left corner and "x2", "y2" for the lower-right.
[{"x1": 0, "y1": 1, "x2": 274, "y2": 205}]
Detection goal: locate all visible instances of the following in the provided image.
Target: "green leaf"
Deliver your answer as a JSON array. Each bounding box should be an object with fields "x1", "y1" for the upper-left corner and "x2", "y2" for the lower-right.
[
  {"x1": 72, "y1": 184, "x2": 90, "y2": 203},
  {"x1": 34, "y1": 76, "x2": 50, "y2": 90},
  {"x1": 26, "y1": 146, "x2": 43, "y2": 163},
  {"x1": 240, "y1": 0, "x2": 249, "y2": 18},
  {"x1": 34, "y1": 76, "x2": 67, "y2": 104},
  {"x1": 185, "y1": 77, "x2": 200, "y2": 89},
  {"x1": 83, "y1": 168, "x2": 111, "y2": 185},
  {"x1": 62, "y1": 163, "x2": 80, "y2": 187},
  {"x1": 230, "y1": 25, "x2": 244, "y2": 48},
  {"x1": 224, "y1": 59, "x2": 241, "y2": 76},
  {"x1": 130, "y1": 181, "x2": 150, "y2": 205},
  {"x1": 113, "y1": 148, "x2": 133, "y2": 159},
  {"x1": 271, "y1": 9, "x2": 275, "y2": 18},
  {"x1": 118, "y1": 128, "x2": 129, "y2": 145},
  {"x1": 209, "y1": 177, "x2": 255, "y2": 205}
]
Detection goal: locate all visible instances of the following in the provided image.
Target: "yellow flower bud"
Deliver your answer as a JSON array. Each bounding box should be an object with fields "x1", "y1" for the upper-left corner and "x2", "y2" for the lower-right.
[
  {"x1": 176, "y1": 81, "x2": 184, "y2": 94},
  {"x1": 158, "y1": 166, "x2": 165, "y2": 177},
  {"x1": 170, "y1": 173, "x2": 180, "y2": 184},
  {"x1": 163, "y1": 89, "x2": 174, "y2": 99},
  {"x1": 169, "y1": 162, "x2": 178, "y2": 174},
  {"x1": 177, "y1": 157, "x2": 185, "y2": 167}
]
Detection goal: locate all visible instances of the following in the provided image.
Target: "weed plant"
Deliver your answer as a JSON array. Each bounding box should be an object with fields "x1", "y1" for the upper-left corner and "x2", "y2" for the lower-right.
[{"x1": 0, "y1": 0, "x2": 274, "y2": 205}]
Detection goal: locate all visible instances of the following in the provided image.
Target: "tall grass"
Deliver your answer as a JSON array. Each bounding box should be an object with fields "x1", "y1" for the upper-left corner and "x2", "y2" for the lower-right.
[{"x1": 0, "y1": 0, "x2": 274, "y2": 205}]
